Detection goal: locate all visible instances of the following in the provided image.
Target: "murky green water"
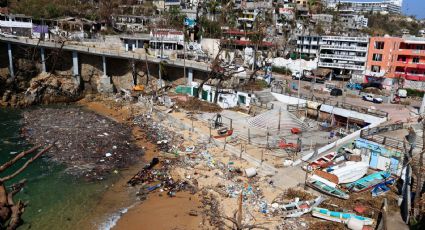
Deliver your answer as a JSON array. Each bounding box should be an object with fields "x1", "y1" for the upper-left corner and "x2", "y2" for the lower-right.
[{"x1": 0, "y1": 108, "x2": 112, "y2": 230}]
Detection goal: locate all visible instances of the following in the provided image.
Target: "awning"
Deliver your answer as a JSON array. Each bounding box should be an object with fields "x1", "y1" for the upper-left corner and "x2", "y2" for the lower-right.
[{"x1": 312, "y1": 68, "x2": 332, "y2": 77}]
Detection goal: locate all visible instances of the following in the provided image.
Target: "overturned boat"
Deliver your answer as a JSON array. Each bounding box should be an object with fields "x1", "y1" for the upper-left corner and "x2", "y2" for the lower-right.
[
  {"x1": 306, "y1": 174, "x2": 349, "y2": 200},
  {"x1": 304, "y1": 152, "x2": 338, "y2": 171},
  {"x1": 371, "y1": 177, "x2": 395, "y2": 197},
  {"x1": 326, "y1": 161, "x2": 369, "y2": 184},
  {"x1": 281, "y1": 196, "x2": 325, "y2": 218},
  {"x1": 312, "y1": 207, "x2": 374, "y2": 225},
  {"x1": 344, "y1": 171, "x2": 391, "y2": 193}
]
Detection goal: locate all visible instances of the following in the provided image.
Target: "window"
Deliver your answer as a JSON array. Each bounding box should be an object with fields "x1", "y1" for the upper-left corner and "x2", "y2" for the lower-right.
[
  {"x1": 372, "y1": 53, "x2": 382, "y2": 61},
  {"x1": 374, "y1": 41, "x2": 385, "y2": 50},
  {"x1": 413, "y1": 57, "x2": 420, "y2": 63},
  {"x1": 371, "y1": 65, "x2": 381, "y2": 73}
]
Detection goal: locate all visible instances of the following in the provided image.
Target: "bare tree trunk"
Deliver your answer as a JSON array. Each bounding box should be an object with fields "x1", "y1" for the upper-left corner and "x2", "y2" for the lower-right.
[{"x1": 413, "y1": 121, "x2": 425, "y2": 219}]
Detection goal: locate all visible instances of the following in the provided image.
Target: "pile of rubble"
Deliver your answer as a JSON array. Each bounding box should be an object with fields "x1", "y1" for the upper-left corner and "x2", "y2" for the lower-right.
[
  {"x1": 22, "y1": 107, "x2": 142, "y2": 179},
  {"x1": 175, "y1": 97, "x2": 222, "y2": 113}
]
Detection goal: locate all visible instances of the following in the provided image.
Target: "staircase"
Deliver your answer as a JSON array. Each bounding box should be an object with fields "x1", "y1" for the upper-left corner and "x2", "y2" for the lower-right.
[{"x1": 254, "y1": 91, "x2": 276, "y2": 104}]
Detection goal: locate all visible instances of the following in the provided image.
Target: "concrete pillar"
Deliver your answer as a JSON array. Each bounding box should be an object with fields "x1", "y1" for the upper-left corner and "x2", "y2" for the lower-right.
[
  {"x1": 188, "y1": 67, "x2": 193, "y2": 86},
  {"x1": 7, "y1": 43, "x2": 14, "y2": 78},
  {"x1": 40, "y1": 47, "x2": 46, "y2": 73},
  {"x1": 98, "y1": 56, "x2": 113, "y2": 94},
  {"x1": 72, "y1": 51, "x2": 79, "y2": 76},
  {"x1": 420, "y1": 93, "x2": 425, "y2": 115},
  {"x1": 102, "y1": 56, "x2": 107, "y2": 77}
]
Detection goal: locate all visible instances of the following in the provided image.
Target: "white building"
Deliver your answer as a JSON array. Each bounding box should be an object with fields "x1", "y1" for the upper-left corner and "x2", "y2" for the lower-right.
[
  {"x1": 318, "y1": 36, "x2": 369, "y2": 78},
  {"x1": 324, "y1": 0, "x2": 402, "y2": 14},
  {"x1": 0, "y1": 14, "x2": 33, "y2": 37},
  {"x1": 150, "y1": 28, "x2": 185, "y2": 57},
  {"x1": 297, "y1": 35, "x2": 322, "y2": 58}
]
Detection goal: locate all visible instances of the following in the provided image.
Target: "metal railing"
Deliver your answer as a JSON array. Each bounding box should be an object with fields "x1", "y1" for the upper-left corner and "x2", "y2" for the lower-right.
[
  {"x1": 270, "y1": 89, "x2": 388, "y2": 118},
  {"x1": 319, "y1": 54, "x2": 366, "y2": 62},
  {"x1": 0, "y1": 36, "x2": 211, "y2": 72},
  {"x1": 320, "y1": 44, "x2": 368, "y2": 51},
  {"x1": 318, "y1": 62, "x2": 365, "y2": 71}
]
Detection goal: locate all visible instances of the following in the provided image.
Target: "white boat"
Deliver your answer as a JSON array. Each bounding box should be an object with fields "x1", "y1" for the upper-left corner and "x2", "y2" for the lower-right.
[
  {"x1": 327, "y1": 161, "x2": 369, "y2": 184},
  {"x1": 281, "y1": 196, "x2": 324, "y2": 218},
  {"x1": 312, "y1": 207, "x2": 374, "y2": 225}
]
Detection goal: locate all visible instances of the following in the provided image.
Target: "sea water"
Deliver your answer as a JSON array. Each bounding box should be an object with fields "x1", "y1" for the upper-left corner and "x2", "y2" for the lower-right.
[{"x1": 0, "y1": 108, "x2": 113, "y2": 230}]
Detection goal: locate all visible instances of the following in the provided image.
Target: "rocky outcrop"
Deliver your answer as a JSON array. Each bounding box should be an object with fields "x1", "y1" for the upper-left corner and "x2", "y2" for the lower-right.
[
  {"x1": 0, "y1": 73, "x2": 83, "y2": 107},
  {"x1": 23, "y1": 73, "x2": 83, "y2": 106}
]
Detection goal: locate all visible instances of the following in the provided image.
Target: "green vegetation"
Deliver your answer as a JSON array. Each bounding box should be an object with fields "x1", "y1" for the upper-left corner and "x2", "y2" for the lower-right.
[
  {"x1": 272, "y1": 66, "x2": 292, "y2": 76},
  {"x1": 198, "y1": 16, "x2": 222, "y2": 39},
  {"x1": 362, "y1": 14, "x2": 424, "y2": 36},
  {"x1": 405, "y1": 88, "x2": 424, "y2": 98}
]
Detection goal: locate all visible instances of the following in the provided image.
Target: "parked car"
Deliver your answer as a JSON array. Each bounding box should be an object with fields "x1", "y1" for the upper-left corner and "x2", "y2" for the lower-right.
[
  {"x1": 346, "y1": 82, "x2": 363, "y2": 90},
  {"x1": 362, "y1": 94, "x2": 383, "y2": 103},
  {"x1": 292, "y1": 71, "x2": 301, "y2": 80},
  {"x1": 397, "y1": 89, "x2": 407, "y2": 98},
  {"x1": 330, "y1": 88, "x2": 343, "y2": 96}
]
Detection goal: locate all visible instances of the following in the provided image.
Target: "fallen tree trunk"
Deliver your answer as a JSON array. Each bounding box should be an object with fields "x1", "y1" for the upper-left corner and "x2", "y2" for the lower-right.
[{"x1": 0, "y1": 142, "x2": 55, "y2": 229}]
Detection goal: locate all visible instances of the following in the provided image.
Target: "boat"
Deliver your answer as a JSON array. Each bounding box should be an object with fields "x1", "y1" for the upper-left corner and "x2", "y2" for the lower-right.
[
  {"x1": 371, "y1": 177, "x2": 395, "y2": 197},
  {"x1": 312, "y1": 207, "x2": 374, "y2": 225},
  {"x1": 344, "y1": 171, "x2": 391, "y2": 193},
  {"x1": 306, "y1": 175, "x2": 349, "y2": 199},
  {"x1": 326, "y1": 161, "x2": 369, "y2": 184},
  {"x1": 281, "y1": 196, "x2": 325, "y2": 218},
  {"x1": 304, "y1": 152, "x2": 338, "y2": 171}
]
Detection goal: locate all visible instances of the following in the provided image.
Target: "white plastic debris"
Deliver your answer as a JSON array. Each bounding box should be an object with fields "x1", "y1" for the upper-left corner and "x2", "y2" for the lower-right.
[{"x1": 105, "y1": 153, "x2": 112, "y2": 157}]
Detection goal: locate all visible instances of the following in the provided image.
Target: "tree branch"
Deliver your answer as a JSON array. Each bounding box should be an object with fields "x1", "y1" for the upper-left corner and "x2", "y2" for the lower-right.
[
  {"x1": 0, "y1": 145, "x2": 41, "y2": 173},
  {"x1": 0, "y1": 143, "x2": 55, "y2": 183}
]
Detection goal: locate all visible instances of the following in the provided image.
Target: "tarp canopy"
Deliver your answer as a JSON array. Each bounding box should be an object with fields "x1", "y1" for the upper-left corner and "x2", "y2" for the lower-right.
[{"x1": 312, "y1": 68, "x2": 332, "y2": 77}]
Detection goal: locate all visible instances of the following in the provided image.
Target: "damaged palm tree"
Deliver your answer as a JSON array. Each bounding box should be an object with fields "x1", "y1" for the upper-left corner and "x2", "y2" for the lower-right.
[
  {"x1": 0, "y1": 142, "x2": 55, "y2": 230},
  {"x1": 197, "y1": 46, "x2": 245, "y2": 103}
]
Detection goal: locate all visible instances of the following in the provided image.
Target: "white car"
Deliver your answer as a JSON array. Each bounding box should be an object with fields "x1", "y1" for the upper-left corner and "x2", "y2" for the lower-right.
[{"x1": 363, "y1": 94, "x2": 383, "y2": 103}]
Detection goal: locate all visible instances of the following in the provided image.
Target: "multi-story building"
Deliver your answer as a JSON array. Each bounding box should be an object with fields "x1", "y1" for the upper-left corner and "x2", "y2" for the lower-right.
[
  {"x1": 393, "y1": 37, "x2": 425, "y2": 81},
  {"x1": 0, "y1": 14, "x2": 33, "y2": 37},
  {"x1": 366, "y1": 36, "x2": 403, "y2": 78},
  {"x1": 318, "y1": 36, "x2": 369, "y2": 77},
  {"x1": 296, "y1": 35, "x2": 322, "y2": 58},
  {"x1": 112, "y1": 15, "x2": 151, "y2": 33},
  {"x1": 366, "y1": 36, "x2": 425, "y2": 82},
  {"x1": 325, "y1": 0, "x2": 402, "y2": 14}
]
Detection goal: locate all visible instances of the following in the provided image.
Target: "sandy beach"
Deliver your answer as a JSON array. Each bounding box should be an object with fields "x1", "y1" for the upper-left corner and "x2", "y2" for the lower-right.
[{"x1": 78, "y1": 98, "x2": 203, "y2": 230}]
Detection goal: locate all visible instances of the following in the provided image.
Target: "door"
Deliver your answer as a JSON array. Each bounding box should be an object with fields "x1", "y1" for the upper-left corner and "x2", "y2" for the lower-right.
[
  {"x1": 238, "y1": 95, "x2": 246, "y2": 105},
  {"x1": 202, "y1": 90, "x2": 208, "y2": 100},
  {"x1": 369, "y1": 151, "x2": 379, "y2": 169}
]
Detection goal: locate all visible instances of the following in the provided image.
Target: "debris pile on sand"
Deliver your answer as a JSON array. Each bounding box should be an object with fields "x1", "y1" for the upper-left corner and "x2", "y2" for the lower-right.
[
  {"x1": 175, "y1": 97, "x2": 222, "y2": 113},
  {"x1": 22, "y1": 107, "x2": 142, "y2": 179}
]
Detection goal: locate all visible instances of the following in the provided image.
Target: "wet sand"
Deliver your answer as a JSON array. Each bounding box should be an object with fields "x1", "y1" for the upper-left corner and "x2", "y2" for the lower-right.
[{"x1": 78, "y1": 99, "x2": 202, "y2": 230}]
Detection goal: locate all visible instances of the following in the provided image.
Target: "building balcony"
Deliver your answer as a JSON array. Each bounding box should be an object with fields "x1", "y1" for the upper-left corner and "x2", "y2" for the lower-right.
[
  {"x1": 320, "y1": 44, "x2": 367, "y2": 52},
  {"x1": 394, "y1": 61, "x2": 425, "y2": 69},
  {"x1": 394, "y1": 72, "x2": 425, "y2": 81},
  {"x1": 321, "y1": 36, "x2": 369, "y2": 43},
  {"x1": 320, "y1": 54, "x2": 366, "y2": 62},
  {"x1": 396, "y1": 49, "x2": 425, "y2": 56},
  {"x1": 318, "y1": 62, "x2": 365, "y2": 71}
]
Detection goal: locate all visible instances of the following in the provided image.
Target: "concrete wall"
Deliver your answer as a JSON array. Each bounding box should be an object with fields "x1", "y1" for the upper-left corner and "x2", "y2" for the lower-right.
[{"x1": 200, "y1": 38, "x2": 220, "y2": 59}]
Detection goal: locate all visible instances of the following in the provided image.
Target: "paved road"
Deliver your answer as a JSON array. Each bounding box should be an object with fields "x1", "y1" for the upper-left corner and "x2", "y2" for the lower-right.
[
  {"x1": 272, "y1": 73, "x2": 416, "y2": 123},
  {"x1": 0, "y1": 36, "x2": 211, "y2": 72}
]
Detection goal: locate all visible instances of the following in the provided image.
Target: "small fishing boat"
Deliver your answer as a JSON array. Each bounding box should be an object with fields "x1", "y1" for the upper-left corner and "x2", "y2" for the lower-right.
[
  {"x1": 304, "y1": 152, "x2": 338, "y2": 171},
  {"x1": 312, "y1": 207, "x2": 374, "y2": 225},
  {"x1": 326, "y1": 161, "x2": 369, "y2": 184},
  {"x1": 281, "y1": 196, "x2": 325, "y2": 218},
  {"x1": 344, "y1": 171, "x2": 391, "y2": 193},
  {"x1": 371, "y1": 177, "x2": 395, "y2": 197},
  {"x1": 306, "y1": 175, "x2": 349, "y2": 199}
]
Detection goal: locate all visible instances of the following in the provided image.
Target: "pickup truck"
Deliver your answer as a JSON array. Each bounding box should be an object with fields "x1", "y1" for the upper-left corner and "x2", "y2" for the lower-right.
[{"x1": 362, "y1": 94, "x2": 383, "y2": 103}]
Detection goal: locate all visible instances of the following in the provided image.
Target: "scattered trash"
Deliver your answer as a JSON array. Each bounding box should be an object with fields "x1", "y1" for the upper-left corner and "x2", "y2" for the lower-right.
[{"x1": 244, "y1": 167, "x2": 257, "y2": 178}]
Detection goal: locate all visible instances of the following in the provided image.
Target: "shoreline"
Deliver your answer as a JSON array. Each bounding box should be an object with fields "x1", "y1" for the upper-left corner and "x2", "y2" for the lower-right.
[{"x1": 77, "y1": 98, "x2": 203, "y2": 230}]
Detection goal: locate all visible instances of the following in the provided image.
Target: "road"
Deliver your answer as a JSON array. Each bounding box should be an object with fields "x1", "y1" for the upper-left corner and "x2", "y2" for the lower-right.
[{"x1": 271, "y1": 72, "x2": 417, "y2": 123}]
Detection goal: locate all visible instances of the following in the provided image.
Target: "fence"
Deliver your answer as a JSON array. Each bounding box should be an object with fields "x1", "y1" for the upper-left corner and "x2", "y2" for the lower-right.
[{"x1": 270, "y1": 89, "x2": 388, "y2": 118}]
